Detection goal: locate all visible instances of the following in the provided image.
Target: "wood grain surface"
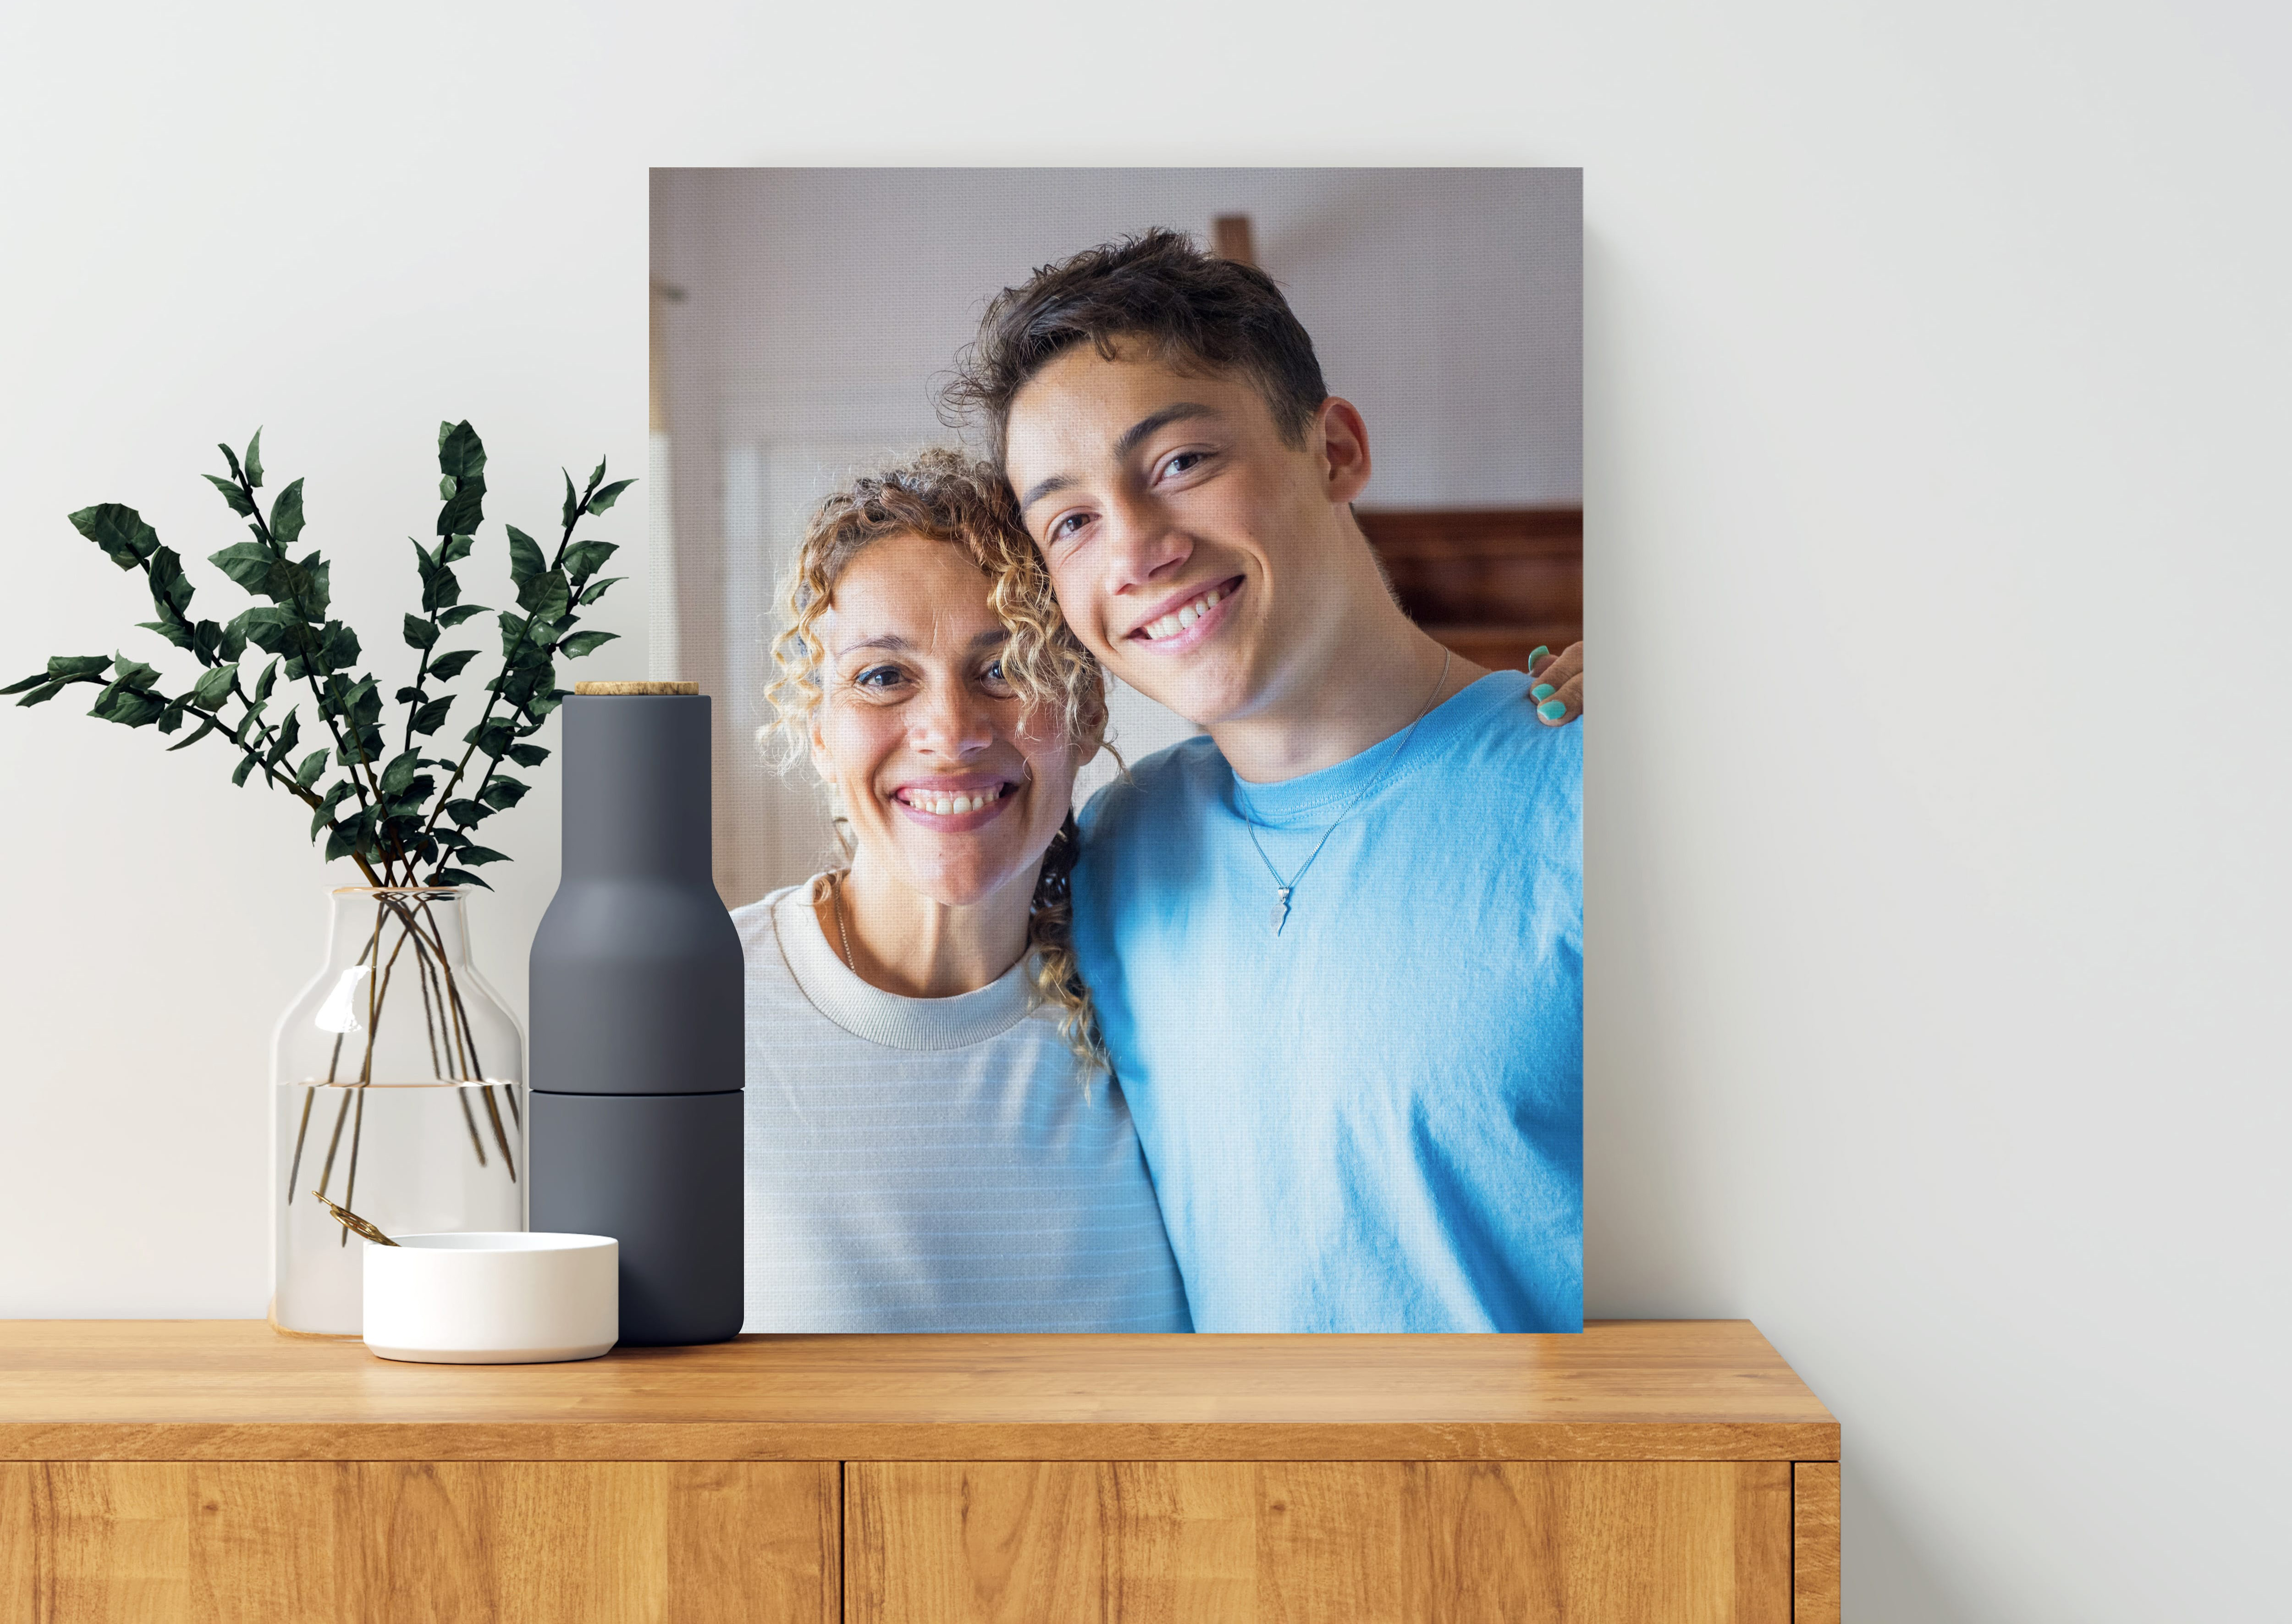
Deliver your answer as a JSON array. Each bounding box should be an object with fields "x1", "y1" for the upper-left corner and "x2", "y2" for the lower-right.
[
  {"x1": 846, "y1": 1459, "x2": 1790, "y2": 1624},
  {"x1": 0, "y1": 1321, "x2": 1836, "y2": 1464},
  {"x1": 1792, "y1": 1461, "x2": 1841, "y2": 1624},
  {"x1": 0, "y1": 1460, "x2": 836, "y2": 1624}
]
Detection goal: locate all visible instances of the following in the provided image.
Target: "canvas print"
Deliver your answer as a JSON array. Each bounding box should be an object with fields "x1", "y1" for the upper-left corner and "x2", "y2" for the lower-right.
[{"x1": 649, "y1": 168, "x2": 1582, "y2": 1332}]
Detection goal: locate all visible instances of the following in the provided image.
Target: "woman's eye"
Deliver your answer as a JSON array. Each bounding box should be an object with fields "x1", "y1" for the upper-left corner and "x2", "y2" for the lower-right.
[
  {"x1": 1160, "y1": 450, "x2": 1207, "y2": 480},
  {"x1": 1049, "y1": 511, "x2": 1091, "y2": 543},
  {"x1": 981, "y1": 659, "x2": 1011, "y2": 687},
  {"x1": 852, "y1": 665, "x2": 904, "y2": 691}
]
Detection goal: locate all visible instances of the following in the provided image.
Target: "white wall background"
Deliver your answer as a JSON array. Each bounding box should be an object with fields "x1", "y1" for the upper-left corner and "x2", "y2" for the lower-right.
[
  {"x1": 651, "y1": 166, "x2": 1581, "y2": 903},
  {"x1": 2, "y1": 3, "x2": 2285, "y2": 1618}
]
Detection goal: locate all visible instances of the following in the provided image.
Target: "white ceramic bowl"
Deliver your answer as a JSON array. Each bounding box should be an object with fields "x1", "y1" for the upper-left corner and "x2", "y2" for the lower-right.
[{"x1": 363, "y1": 1232, "x2": 618, "y2": 1364}]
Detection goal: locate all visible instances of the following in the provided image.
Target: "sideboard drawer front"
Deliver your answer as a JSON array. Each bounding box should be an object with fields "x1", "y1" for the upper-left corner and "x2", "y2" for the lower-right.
[
  {"x1": 0, "y1": 1460, "x2": 838, "y2": 1624},
  {"x1": 845, "y1": 1459, "x2": 1791, "y2": 1624}
]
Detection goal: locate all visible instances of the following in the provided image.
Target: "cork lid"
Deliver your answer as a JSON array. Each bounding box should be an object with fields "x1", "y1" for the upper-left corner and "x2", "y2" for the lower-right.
[{"x1": 574, "y1": 681, "x2": 700, "y2": 696}]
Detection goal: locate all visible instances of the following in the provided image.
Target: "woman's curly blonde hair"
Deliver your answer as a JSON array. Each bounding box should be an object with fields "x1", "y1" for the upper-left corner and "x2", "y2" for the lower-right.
[{"x1": 760, "y1": 446, "x2": 1113, "y2": 1071}]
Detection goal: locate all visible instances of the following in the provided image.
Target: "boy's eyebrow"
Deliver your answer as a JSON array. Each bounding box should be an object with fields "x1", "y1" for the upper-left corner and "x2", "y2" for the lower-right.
[{"x1": 1017, "y1": 402, "x2": 1222, "y2": 512}]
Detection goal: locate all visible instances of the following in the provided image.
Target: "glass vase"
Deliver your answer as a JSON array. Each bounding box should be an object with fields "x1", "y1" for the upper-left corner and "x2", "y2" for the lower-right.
[{"x1": 271, "y1": 886, "x2": 525, "y2": 1336}]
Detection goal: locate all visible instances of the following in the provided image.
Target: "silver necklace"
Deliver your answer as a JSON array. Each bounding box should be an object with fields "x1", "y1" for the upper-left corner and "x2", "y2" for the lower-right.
[
  {"x1": 827, "y1": 868, "x2": 858, "y2": 973},
  {"x1": 1238, "y1": 649, "x2": 1451, "y2": 935}
]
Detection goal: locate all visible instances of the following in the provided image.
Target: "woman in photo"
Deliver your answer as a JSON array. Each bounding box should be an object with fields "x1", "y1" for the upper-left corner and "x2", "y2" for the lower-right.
[{"x1": 737, "y1": 447, "x2": 1190, "y2": 1332}]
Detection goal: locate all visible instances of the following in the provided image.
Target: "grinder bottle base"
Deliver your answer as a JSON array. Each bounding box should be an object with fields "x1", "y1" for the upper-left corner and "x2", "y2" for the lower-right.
[{"x1": 529, "y1": 1089, "x2": 744, "y2": 1346}]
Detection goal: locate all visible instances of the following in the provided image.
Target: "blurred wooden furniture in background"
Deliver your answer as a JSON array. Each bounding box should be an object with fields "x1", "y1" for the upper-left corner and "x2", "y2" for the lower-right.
[
  {"x1": 1358, "y1": 506, "x2": 1583, "y2": 672},
  {"x1": 0, "y1": 1318, "x2": 1835, "y2": 1622}
]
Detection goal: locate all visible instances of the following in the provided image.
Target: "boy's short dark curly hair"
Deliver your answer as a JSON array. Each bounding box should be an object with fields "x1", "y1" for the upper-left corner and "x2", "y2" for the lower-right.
[{"x1": 943, "y1": 227, "x2": 1330, "y2": 468}]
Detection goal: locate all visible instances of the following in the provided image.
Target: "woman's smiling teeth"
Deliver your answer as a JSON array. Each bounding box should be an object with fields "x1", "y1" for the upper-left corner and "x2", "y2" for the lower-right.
[
  {"x1": 1137, "y1": 584, "x2": 1224, "y2": 642},
  {"x1": 898, "y1": 783, "x2": 1007, "y2": 816}
]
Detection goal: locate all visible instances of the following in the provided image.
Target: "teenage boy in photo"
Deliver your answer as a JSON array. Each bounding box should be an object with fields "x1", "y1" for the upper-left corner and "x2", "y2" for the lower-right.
[{"x1": 949, "y1": 230, "x2": 1583, "y2": 1332}]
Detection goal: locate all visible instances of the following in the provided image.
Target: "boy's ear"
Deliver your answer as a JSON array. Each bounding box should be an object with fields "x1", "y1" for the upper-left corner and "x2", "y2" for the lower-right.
[{"x1": 1314, "y1": 396, "x2": 1373, "y2": 506}]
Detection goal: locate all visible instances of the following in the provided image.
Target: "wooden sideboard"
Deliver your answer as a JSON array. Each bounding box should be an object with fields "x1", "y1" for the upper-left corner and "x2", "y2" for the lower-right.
[{"x1": 0, "y1": 1319, "x2": 1837, "y2": 1623}]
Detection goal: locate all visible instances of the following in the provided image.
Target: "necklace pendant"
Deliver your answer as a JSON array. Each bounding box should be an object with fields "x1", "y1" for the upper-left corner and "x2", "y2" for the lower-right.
[{"x1": 1270, "y1": 888, "x2": 1292, "y2": 934}]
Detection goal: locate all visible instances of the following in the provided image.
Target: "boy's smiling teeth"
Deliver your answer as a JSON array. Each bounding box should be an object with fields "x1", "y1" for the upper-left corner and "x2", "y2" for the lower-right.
[
  {"x1": 1138, "y1": 585, "x2": 1224, "y2": 642},
  {"x1": 898, "y1": 783, "x2": 1007, "y2": 816}
]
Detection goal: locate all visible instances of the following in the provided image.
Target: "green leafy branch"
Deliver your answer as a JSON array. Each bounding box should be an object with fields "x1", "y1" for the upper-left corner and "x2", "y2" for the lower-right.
[{"x1": 5, "y1": 424, "x2": 630, "y2": 889}]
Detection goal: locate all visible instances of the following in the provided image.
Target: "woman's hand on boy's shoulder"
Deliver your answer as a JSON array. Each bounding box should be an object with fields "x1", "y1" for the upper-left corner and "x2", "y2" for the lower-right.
[{"x1": 1527, "y1": 643, "x2": 1582, "y2": 726}]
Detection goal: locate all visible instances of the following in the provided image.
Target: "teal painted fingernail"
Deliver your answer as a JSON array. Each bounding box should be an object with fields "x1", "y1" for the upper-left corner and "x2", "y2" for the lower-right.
[
  {"x1": 1531, "y1": 683, "x2": 1555, "y2": 701},
  {"x1": 1527, "y1": 645, "x2": 1551, "y2": 666},
  {"x1": 1538, "y1": 700, "x2": 1567, "y2": 721}
]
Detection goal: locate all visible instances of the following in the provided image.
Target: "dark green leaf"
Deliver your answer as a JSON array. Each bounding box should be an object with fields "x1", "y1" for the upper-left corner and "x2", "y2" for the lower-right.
[
  {"x1": 577, "y1": 575, "x2": 623, "y2": 606},
  {"x1": 505, "y1": 525, "x2": 545, "y2": 587},
  {"x1": 209, "y1": 541, "x2": 277, "y2": 594},
  {"x1": 243, "y1": 429, "x2": 264, "y2": 490},
  {"x1": 155, "y1": 700, "x2": 187, "y2": 734},
  {"x1": 444, "y1": 798, "x2": 490, "y2": 827},
  {"x1": 0, "y1": 673, "x2": 46, "y2": 695},
  {"x1": 310, "y1": 781, "x2": 355, "y2": 836},
  {"x1": 403, "y1": 612, "x2": 440, "y2": 651},
  {"x1": 15, "y1": 683, "x2": 66, "y2": 707},
  {"x1": 88, "y1": 682, "x2": 165, "y2": 727},
  {"x1": 436, "y1": 471, "x2": 485, "y2": 538},
  {"x1": 478, "y1": 776, "x2": 528, "y2": 810},
  {"x1": 463, "y1": 716, "x2": 516, "y2": 757},
  {"x1": 216, "y1": 441, "x2": 245, "y2": 484},
  {"x1": 191, "y1": 663, "x2": 238, "y2": 709},
  {"x1": 203, "y1": 473, "x2": 259, "y2": 518},
  {"x1": 322, "y1": 823, "x2": 357, "y2": 861},
  {"x1": 507, "y1": 742, "x2": 550, "y2": 768},
  {"x1": 441, "y1": 533, "x2": 476, "y2": 565},
  {"x1": 410, "y1": 697, "x2": 455, "y2": 736},
  {"x1": 103, "y1": 688, "x2": 165, "y2": 731},
  {"x1": 341, "y1": 675, "x2": 383, "y2": 731},
  {"x1": 430, "y1": 867, "x2": 491, "y2": 890},
  {"x1": 217, "y1": 616, "x2": 248, "y2": 662},
  {"x1": 416, "y1": 545, "x2": 461, "y2": 615},
  {"x1": 235, "y1": 606, "x2": 299, "y2": 655},
  {"x1": 427, "y1": 649, "x2": 478, "y2": 682},
  {"x1": 562, "y1": 539, "x2": 617, "y2": 581},
  {"x1": 455, "y1": 845, "x2": 511, "y2": 866},
  {"x1": 586, "y1": 478, "x2": 635, "y2": 514},
  {"x1": 291, "y1": 551, "x2": 331, "y2": 617},
  {"x1": 318, "y1": 621, "x2": 361, "y2": 672},
  {"x1": 70, "y1": 504, "x2": 162, "y2": 570},
  {"x1": 296, "y1": 749, "x2": 329, "y2": 788},
  {"x1": 497, "y1": 611, "x2": 532, "y2": 657},
  {"x1": 395, "y1": 686, "x2": 425, "y2": 705},
  {"x1": 110, "y1": 655, "x2": 160, "y2": 690},
  {"x1": 269, "y1": 478, "x2": 306, "y2": 548},
  {"x1": 437, "y1": 421, "x2": 486, "y2": 482},
  {"x1": 147, "y1": 547, "x2": 195, "y2": 618},
  {"x1": 378, "y1": 747, "x2": 424, "y2": 797},
  {"x1": 47, "y1": 655, "x2": 114, "y2": 681},
  {"x1": 266, "y1": 709, "x2": 302, "y2": 765},
  {"x1": 253, "y1": 657, "x2": 280, "y2": 704},
  {"x1": 518, "y1": 569, "x2": 570, "y2": 621},
  {"x1": 138, "y1": 619, "x2": 195, "y2": 650},
  {"x1": 558, "y1": 630, "x2": 618, "y2": 659},
  {"x1": 233, "y1": 754, "x2": 259, "y2": 787},
  {"x1": 436, "y1": 603, "x2": 487, "y2": 628},
  {"x1": 525, "y1": 686, "x2": 565, "y2": 721},
  {"x1": 165, "y1": 716, "x2": 220, "y2": 752},
  {"x1": 583, "y1": 457, "x2": 606, "y2": 500},
  {"x1": 562, "y1": 470, "x2": 579, "y2": 528}
]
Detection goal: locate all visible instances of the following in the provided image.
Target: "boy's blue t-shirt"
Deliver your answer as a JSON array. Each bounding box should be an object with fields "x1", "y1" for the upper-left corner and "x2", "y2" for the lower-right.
[{"x1": 1073, "y1": 671, "x2": 1582, "y2": 1333}]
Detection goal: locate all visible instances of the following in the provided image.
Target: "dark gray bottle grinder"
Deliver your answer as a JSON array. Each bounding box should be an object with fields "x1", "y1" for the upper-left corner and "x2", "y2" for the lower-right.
[{"x1": 529, "y1": 683, "x2": 744, "y2": 1345}]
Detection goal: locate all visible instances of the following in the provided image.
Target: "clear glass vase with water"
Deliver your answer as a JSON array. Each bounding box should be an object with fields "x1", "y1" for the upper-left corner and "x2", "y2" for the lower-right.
[{"x1": 272, "y1": 887, "x2": 525, "y2": 1335}]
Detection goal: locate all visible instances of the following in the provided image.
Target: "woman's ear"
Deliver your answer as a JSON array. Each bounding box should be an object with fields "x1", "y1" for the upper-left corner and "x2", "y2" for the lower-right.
[{"x1": 809, "y1": 708, "x2": 835, "y2": 783}]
